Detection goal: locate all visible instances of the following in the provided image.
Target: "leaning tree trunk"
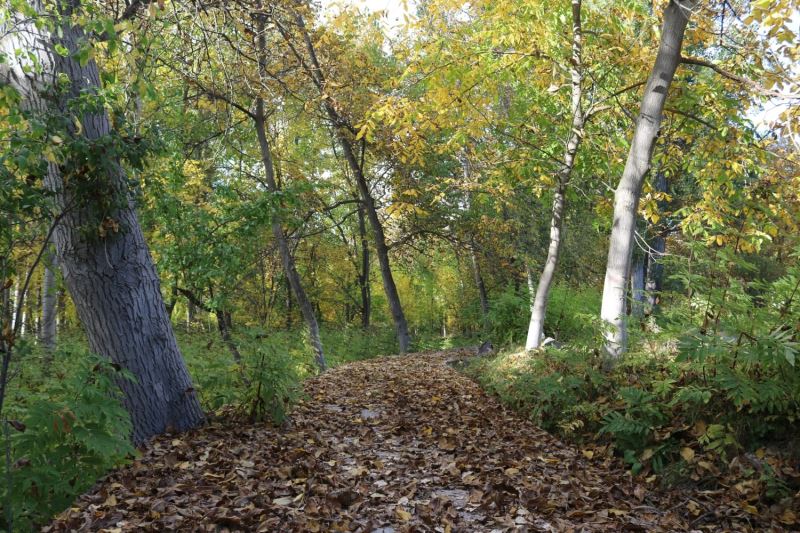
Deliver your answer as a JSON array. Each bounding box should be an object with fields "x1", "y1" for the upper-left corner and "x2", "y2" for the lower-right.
[
  {"x1": 253, "y1": 103, "x2": 327, "y2": 371},
  {"x1": 39, "y1": 245, "x2": 58, "y2": 353},
  {"x1": 471, "y1": 246, "x2": 490, "y2": 323},
  {"x1": 344, "y1": 139, "x2": 411, "y2": 353},
  {"x1": 460, "y1": 156, "x2": 490, "y2": 326},
  {"x1": 526, "y1": 0, "x2": 583, "y2": 350},
  {"x1": 251, "y1": 14, "x2": 326, "y2": 371},
  {"x1": 1, "y1": 3, "x2": 205, "y2": 444},
  {"x1": 600, "y1": 0, "x2": 697, "y2": 364},
  {"x1": 288, "y1": 11, "x2": 411, "y2": 353},
  {"x1": 12, "y1": 276, "x2": 24, "y2": 333}
]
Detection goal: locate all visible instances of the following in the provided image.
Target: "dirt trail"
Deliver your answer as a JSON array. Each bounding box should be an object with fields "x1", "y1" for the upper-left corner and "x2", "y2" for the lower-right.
[{"x1": 48, "y1": 349, "x2": 759, "y2": 531}]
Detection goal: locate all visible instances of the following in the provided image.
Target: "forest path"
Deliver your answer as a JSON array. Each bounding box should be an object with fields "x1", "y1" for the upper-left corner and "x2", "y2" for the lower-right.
[{"x1": 51, "y1": 349, "x2": 719, "y2": 532}]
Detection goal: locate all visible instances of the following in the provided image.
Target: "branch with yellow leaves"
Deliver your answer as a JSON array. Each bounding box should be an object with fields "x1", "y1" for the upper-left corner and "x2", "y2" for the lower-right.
[{"x1": 680, "y1": 55, "x2": 800, "y2": 101}]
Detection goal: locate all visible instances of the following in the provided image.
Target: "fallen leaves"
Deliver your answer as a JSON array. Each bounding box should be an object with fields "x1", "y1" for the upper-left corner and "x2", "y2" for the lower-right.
[
  {"x1": 681, "y1": 447, "x2": 696, "y2": 462},
  {"x1": 45, "y1": 349, "x2": 798, "y2": 532}
]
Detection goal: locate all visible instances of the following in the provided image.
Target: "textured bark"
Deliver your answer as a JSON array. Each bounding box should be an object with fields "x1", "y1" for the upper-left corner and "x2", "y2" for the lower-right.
[
  {"x1": 526, "y1": 0, "x2": 583, "y2": 350},
  {"x1": 290, "y1": 12, "x2": 410, "y2": 353},
  {"x1": 39, "y1": 245, "x2": 58, "y2": 353},
  {"x1": 600, "y1": 0, "x2": 697, "y2": 363},
  {"x1": 1, "y1": 3, "x2": 205, "y2": 444}
]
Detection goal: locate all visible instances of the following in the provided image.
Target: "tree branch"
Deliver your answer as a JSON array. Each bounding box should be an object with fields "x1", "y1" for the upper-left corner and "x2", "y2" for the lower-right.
[{"x1": 680, "y1": 55, "x2": 799, "y2": 100}]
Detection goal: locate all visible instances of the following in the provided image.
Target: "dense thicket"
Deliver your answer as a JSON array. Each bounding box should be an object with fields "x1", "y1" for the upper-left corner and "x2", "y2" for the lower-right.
[{"x1": 1, "y1": 0, "x2": 798, "y2": 527}]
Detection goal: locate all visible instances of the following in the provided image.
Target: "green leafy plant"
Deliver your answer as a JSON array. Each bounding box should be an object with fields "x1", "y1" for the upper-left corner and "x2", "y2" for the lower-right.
[{"x1": 1, "y1": 354, "x2": 134, "y2": 530}]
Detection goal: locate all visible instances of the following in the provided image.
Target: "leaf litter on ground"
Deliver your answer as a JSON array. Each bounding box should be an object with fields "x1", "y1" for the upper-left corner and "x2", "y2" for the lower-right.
[{"x1": 46, "y1": 349, "x2": 798, "y2": 532}]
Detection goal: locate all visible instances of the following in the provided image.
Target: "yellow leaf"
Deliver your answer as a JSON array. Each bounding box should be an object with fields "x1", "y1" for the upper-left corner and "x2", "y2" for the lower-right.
[
  {"x1": 779, "y1": 509, "x2": 797, "y2": 525},
  {"x1": 681, "y1": 447, "x2": 695, "y2": 462},
  {"x1": 581, "y1": 449, "x2": 594, "y2": 459},
  {"x1": 741, "y1": 502, "x2": 759, "y2": 515},
  {"x1": 697, "y1": 460, "x2": 714, "y2": 471},
  {"x1": 273, "y1": 496, "x2": 294, "y2": 506},
  {"x1": 395, "y1": 507, "x2": 412, "y2": 521}
]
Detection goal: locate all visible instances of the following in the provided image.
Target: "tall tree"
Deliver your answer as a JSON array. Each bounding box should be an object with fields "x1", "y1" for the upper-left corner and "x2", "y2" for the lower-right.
[
  {"x1": 253, "y1": 10, "x2": 327, "y2": 370},
  {"x1": 276, "y1": 7, "x2": 412, "y2": 353},
  {"x1": 600, "y1": 0, "x2": 699, "y2": 362},
  {"x1": 1, "y1": 1, "x2": 205, "y2": 443},
  {"x1": 525, "y1": 0, "x2": 584, "y2": 350}
]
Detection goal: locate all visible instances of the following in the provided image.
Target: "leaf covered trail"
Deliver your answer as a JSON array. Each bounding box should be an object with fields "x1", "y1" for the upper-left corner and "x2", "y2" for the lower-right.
[{"x1": 50, "y1": 350, "x2": 767, "y2": 531}]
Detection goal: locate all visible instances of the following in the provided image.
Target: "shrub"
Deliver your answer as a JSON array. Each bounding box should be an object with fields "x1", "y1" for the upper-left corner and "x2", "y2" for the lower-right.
[{"x1": 1, "y1": 354, "x2": 134, "y2": 530}]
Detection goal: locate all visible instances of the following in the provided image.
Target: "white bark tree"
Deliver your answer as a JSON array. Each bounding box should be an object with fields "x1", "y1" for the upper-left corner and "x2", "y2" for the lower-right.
[
  {"x1": 600, "y1": 0, "x2": 699, "y2": 363},
  {"x1": 525, "y1": 0, "x2": 584, "y2": 350},
  {"x1": 39, "y1": 245, "x2": 58, "y2": 353}
]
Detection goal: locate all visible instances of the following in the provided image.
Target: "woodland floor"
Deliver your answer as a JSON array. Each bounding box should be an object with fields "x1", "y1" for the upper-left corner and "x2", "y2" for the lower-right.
[{"x1": 47, "y1": 349, "x2": 791, "y2": 532}]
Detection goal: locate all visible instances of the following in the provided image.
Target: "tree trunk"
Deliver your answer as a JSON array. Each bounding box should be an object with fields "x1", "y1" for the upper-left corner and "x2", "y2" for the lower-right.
[
  {"x1": 1, "y1": 4, "x2": 205, "y2": 444},
  {"x1": 285, "y1": 274, "x2": 294, "y2": 330},
  {"x1": 165, "y1": 283, "x2": 178, "y2": 319},
  {"x1": 56, "y1": 287, "x2": 67, "y2": 329},
  {"x1": 526, "y1": 0, "x2": 583, "y2": 350},
  {"x1": 358, "y1": 205, "x2": 371, "y2": 330},
  {"x1": 630, "y1": 253, "x2": 647, "y2": 319},
  {"x1": 645, "y1": 172, "x2": 668, "y2": 314},
  {"x1": 179, "y1": 287, "x2": 245, "y2": 366},
  {"x1": 600, "y1": 0, "x2": 697, "y2": 363},
  {"x1": 1, "y1": 282, "x2": 9, "y2": 327},
  {"x1": 290, "y1": 12, "x2": 411, "y2": 353},
  {"x1": 350, "y1": 148, "x2": 411, "y2": 353},
  {"x1": 471, "y1": 246, "x2": 490, "y2": 322},
  {"x1": 253, "y1": 103, "x2": 326, "y2": 371},
  {"x1": 216, "y1": 309, "x2": 242, "y2": 364},
  {"x1": 251, "y1": 14, "x2": 326, "y2": 371},
  {"x1": 39, "y1": 245, "x2": 58, "y2": 353},
  {"x1": 187, "y1": 299, "x2": 197, "y2": 327},
  {"x1": 460, "y1": 157, "x2": 490, "y2": 326},
  {"x1": 13, "y1": 276, "x2": 24, "y2": 334}
]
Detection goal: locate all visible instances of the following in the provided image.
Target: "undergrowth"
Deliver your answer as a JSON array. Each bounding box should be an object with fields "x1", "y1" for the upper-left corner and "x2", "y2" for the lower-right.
[{"x1": 1, "y1": 324, "x2": 474, "y2": 528}]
